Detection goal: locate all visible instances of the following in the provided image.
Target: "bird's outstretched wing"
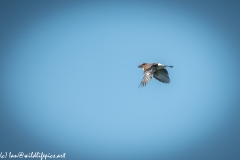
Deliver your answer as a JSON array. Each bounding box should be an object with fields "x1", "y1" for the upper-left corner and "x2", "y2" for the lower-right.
[
  {"x1": 139, "y1": 68, "x2": 156, "y2": 87},
  {"x1": 153, "y1": 68, "x2": 170, "y2": 84}
]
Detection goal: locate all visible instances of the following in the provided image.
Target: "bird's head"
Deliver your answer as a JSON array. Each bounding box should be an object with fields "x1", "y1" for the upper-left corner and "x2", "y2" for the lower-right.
[{"x1": 138, "y1": 63, "x2": 146, "y2": 68}]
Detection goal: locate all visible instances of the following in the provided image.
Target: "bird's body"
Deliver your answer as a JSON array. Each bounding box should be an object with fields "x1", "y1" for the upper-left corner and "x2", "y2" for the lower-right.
[{"x1": 138, "y1": 62, "x2": 173, "y2": 87}]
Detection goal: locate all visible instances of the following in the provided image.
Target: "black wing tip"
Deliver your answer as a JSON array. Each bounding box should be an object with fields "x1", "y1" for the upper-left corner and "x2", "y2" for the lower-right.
[
  {"x1": 138, "y1": 83, "x2": 146, "y2": 88},
  {"x1": 160, "y1": 81, "x2": 170, "y2": 84},
  {"x1": 164, "y1": 79, "x2": 171, "y2": 83}
]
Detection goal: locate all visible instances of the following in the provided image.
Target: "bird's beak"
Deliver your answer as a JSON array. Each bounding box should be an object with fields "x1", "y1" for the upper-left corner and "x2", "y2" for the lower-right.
[{"x1": 138, "y1": 65, "x2": 141, "y2": 68}]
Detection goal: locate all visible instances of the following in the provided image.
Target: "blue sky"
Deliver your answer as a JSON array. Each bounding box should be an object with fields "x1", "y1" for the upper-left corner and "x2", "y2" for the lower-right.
[{"x1": 1, "y1": 1, "x2": 240, "y2": 160}]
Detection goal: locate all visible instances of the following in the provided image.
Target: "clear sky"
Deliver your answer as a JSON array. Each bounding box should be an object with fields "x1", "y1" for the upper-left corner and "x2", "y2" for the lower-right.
[{"x1": 1, "y1": 1, "x2": 240, "y2": 160}]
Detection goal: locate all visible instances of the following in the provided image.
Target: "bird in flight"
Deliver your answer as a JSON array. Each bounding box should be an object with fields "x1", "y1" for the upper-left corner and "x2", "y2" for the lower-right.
[{"x1": 138, "y1": 62, "x2": 173, "y2": 87}]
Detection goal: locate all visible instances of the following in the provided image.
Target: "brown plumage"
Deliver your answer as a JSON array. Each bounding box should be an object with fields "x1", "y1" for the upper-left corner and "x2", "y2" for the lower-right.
[{"x1": 138, "y1": 62, "x2": 173, "y2": 87}]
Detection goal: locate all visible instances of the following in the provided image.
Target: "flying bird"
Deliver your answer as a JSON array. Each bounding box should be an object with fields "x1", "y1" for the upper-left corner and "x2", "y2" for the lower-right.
[{"x1": 138, "y1": 62, "x2": 173, "y2": 87}]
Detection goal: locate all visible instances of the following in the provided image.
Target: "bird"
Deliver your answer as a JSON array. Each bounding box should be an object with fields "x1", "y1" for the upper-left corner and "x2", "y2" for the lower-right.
[{"x1": 138, "y1": 62, "x2": 173, "y2": 87}]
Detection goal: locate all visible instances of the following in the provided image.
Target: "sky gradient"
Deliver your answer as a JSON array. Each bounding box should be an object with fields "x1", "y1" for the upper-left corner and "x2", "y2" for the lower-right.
[{"x1": 1, "y1": 1, "x2": 240, "y2": 160}]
